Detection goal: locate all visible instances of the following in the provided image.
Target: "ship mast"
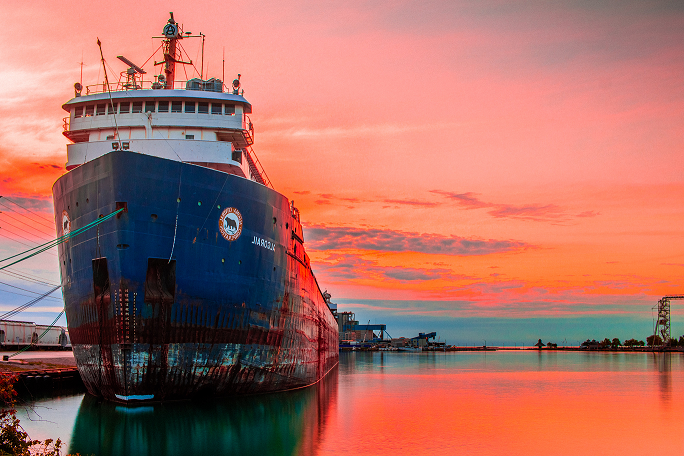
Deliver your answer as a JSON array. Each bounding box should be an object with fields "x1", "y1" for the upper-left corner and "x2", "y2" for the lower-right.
[
  {"x1": 156, "y1": 13, "x2": 201, "y2": 89},
  {"x1": 161, "y1": 13, "x2": 181, "y2": 89}
]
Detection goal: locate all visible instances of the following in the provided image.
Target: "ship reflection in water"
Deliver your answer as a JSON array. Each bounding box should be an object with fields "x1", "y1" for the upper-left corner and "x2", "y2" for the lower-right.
[{"x1": 68, "y1": 367, "x2": 338, "y2": 456}]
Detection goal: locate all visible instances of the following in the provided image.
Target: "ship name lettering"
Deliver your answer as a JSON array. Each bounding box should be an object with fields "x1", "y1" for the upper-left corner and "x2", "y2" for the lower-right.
[{"x1": 252, "y1": 236, "x2": 276, "y2": 251}]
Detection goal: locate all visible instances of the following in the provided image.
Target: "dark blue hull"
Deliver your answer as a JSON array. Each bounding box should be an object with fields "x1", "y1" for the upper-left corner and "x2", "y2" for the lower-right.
[{"x1": 52, "y1": 151, "x2": 338, "y2": 402}]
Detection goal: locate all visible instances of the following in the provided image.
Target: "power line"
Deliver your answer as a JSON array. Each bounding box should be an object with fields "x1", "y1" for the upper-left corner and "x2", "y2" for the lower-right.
[
  {"x1": 0, "y1": 196, "x2": 53, "y2": 224},
  {"x1": 0, "y1": 287, "x2": 62, "y2": 302},
  {"x1": 0, "y1": 285, "x2": 62, "y2": 320},
  {"x1": 0, "y1": 199, "x2": 54, "y2": 231},
  {"x1": 0, "y1": 218, "x2": 52, "y2": 242},
  {"x1": 0, "y1": 268, "x2": 60, "y2": 287},
  {"x1": 0, "y1": 231, "x2": 40, "y2": 249},
  {"x1": 0, "y1": 227, "x2": 58, "y2": 257},
  {"x1": 0, "y1": 280, "x2": 63, "y2": 301},
  {"x1": 0, "y1": 211, "x2": 54, "y2": 237}
]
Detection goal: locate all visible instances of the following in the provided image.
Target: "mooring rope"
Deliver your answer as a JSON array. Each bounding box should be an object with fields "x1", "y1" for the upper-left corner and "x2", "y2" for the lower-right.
[
  {"x1": 6, "y1": 309, "x2": 66, "y2": 359},
  {"x1": 0, "y1": 208, "x2": 123, "y2": 271}
]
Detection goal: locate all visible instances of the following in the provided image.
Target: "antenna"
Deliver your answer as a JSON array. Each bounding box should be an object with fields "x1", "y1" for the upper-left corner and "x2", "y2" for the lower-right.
[
  {"x1": 79, "y1": 51, "x2": 84, "y2": 87},
  {"x1": 96, "y1": 39, "x2": 121, "y2": 149},
  {"x1": 200, "y1": 32, "x2": 205, "y2": 80},
  {"x1": 117, "y1": 55, "x2": 146, "y2": 74}
]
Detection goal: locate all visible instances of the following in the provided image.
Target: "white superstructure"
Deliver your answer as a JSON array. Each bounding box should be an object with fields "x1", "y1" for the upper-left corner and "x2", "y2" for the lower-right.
[{"x1": 60, "y1": 12, "x2": 270, "y2": 186}]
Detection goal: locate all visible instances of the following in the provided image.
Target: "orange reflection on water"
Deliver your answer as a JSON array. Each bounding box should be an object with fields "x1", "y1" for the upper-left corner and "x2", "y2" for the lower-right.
[{"x1": 318, "y1": 353, "x2": 684, "y2": 455}]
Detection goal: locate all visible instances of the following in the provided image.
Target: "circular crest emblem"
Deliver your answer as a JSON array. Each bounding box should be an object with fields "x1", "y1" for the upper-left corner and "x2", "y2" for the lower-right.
[
  {"x1": 163, "y1": 23, "x2": 179, "y2": 38},
  {"x1": 62, "y1": 210, "x2": 71, "y2": 239},
  {"x1": 219, "y1": 208, "x2": 243, "y2": 241}
]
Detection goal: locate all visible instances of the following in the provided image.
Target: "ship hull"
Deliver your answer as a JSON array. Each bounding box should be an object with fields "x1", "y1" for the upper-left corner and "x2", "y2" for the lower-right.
[{"x1": 52, "y1": 151, "x2": 338, "y2": 402}]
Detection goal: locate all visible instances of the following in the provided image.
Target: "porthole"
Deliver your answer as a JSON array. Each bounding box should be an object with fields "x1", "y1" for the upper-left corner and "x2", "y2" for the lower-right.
[
  {"x1": 151, "y1": 214, "x2": 158, "y2": 221},
  {"x1": 286, "y1": 223, "x2": 288, "y2": 229},
  {"x1": 177, "y1": 197, "x2": 181, "y2": 203},
  {"x1": 273, "y1": 217, "x2": 277, "y2": 224},
  {"x1": 198, "y1": 201, "x2": 202, "y2": 206},
  {"x1": 86, "y1": 198, "x2": 89, "y2": 204}
]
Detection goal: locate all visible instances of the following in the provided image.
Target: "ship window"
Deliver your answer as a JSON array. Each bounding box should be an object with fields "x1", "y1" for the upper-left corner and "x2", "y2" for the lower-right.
[
  {"x1": 144, "y1": 101, "x2": 155, "y2": 113},
  {"x1": 225, "y1": 104, "x2": 235, "y2": 115},
  {"x1": 119, "y1": 102, "x2": 130, "y2": 114},
  {"x1": 198, "y1": 102, "x2": 208, "y2": 114},
  {"x1": 96, "y1": 104, "x2": 106, "y2": 115},
  {"x1": 185, "y1": 134, "x2": 195, "y2": 140},
  {"x1": 132, "y1": 102, "x2": 143, "y2": 113},
  {"x1": 74, "y1": 106, "x2": 83, "y2": 118},
  {"x1": 171, "y1": 101, "x2": 182, "y2": 113},
  {"x1": 85, "y1": 105, "x2": 94, "y2": 117},
  {"x1": 185, "y1": 102, "x2": 196, "y2": 113},
  {"x1": 211, "y1": 103, "x2": 222, "y2": 114},
  {"x1": 158, "y1": 101, "x2": 169, "y2": 113},
  {"x1": 232, "y1": 150, "x2": 242, "y2": 164},
  {"x1": 107, "y1": 102, "x2": 115, "y2": 114}
]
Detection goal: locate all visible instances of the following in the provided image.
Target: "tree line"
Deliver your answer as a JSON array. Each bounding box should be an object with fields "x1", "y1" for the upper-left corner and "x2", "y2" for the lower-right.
[{"x1": 576, "y1": 335, "x2": 684, "y2": 349}]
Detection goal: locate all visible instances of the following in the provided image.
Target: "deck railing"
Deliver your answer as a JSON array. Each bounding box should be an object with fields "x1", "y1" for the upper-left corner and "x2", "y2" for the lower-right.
[{"x1": 84, "y1": 80, "x2": 236, "y2": 95}]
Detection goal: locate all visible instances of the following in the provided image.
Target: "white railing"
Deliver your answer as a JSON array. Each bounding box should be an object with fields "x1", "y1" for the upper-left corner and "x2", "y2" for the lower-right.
[{"x1": 84, "y1": 80, "x2": 240, "y2": 95}]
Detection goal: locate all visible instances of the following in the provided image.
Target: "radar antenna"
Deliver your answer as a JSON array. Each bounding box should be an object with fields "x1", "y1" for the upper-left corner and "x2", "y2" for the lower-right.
[{"x1": 117, "y1": 55, "x2": 146, "y2": 90}]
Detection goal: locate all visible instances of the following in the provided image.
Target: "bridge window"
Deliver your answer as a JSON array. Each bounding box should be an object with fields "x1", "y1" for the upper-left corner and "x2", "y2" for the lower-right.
[
  {"x1": 158, "y1": 101, "x2": 169, "y2": 113},
  {"x1": 74, "y1": 106, "x2": 83, "y2": 118},
  {"x1": 198, "y1": 102, "x2": 208, "y2": 114},
  {"x1": 185, "y1": 134, "x2": 194, "y2": 139},
  {"x1": 225, "y1": 104, "x2": 235, "y2": 115},
  {"x1": 107, "y1": 102, "x2": 115, "y2": 114},
  {"x1": 211, "y1": 103, "x2": 222, "y2": 115},
  {"x1": 185, "y1": 102, "x2": 196, "y2": 113},
  {"x1": 132, "y1": 102, "x2": 143, "y2": 113},
  {"x1": 171, "y1": 101, "x2": 182, "y2": 113},
  {"x1": 119, "y1": 102, "x2": 130, "y2": 114},
  {"x1": 144, "y1": 101, "x2": 155, "y2": 113},
  {"x1": 96, "y1": 104, "x2": 106, "y2": 115},
  {"x1": 85, "y1": 105, "x2": 94, "y2": 117}
]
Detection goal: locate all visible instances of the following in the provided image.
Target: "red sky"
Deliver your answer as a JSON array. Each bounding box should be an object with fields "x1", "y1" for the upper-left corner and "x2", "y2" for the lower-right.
[{"x1": 0, "y1": 0, "x2": 682, "y2": 342}]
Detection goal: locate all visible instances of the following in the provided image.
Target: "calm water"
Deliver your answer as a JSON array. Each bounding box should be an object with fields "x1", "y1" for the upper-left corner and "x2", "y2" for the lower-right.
[{"x1": 16, "y1": 351, "x2": 684, "y2": 455}]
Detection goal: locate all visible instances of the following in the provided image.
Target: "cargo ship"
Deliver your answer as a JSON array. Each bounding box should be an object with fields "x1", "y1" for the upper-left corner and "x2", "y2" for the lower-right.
[{"x1": 52, "y1": 13, "x2": 339, "y2": 403}]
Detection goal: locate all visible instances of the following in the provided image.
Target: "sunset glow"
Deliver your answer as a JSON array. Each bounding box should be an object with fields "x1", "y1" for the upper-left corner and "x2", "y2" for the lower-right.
[{"x1": 0, "y1": 1, "x2": 682, "y2": 342}]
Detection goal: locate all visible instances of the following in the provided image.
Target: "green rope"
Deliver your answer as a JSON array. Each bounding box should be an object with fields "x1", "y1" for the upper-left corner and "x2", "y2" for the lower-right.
[
  {"x1": 7, "y1": 309, "x2": 66, "y2": 359},
  {"x1": 0, "y1": 208, "x2": 123, "y2": 271}
]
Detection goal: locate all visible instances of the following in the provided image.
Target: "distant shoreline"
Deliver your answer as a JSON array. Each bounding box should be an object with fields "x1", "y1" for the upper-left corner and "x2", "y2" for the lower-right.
[{"x1": 342, "y1": 346, "x2": 684, "y2": 353}]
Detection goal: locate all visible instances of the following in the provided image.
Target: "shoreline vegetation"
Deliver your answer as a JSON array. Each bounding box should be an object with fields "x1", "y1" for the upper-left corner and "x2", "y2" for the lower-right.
[
  {"x1": 0, "y1": 373, "x2": 65, "y2": 456},
  {"x1": 343, "y1": 335, "x2": 684, "y2": 352}
]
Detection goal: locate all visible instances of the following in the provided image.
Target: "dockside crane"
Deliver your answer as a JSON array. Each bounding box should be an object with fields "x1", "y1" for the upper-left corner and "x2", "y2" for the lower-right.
[{"x1": 652, "y1": 296, "x2": 684, "y2": 346}]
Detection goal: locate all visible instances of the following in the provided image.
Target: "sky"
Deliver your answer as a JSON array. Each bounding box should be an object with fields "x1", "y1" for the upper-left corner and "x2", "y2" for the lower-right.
[{"x1": 0, "y1": 0, "x2": 682, "y2": 345}]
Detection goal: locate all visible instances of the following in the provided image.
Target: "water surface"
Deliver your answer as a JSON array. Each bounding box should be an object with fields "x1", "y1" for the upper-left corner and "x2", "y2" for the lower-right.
[{"x1": 16, "y1": 351, "x2": 684, "y2": 455}]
